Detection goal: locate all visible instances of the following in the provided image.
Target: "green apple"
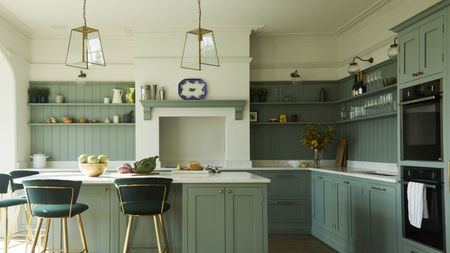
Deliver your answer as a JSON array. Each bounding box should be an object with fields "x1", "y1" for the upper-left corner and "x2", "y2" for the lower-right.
[
  {"x1": 87, "y1": 155, "x2": 100, "y2": 164},
  {"x1": 78, "y1": 154, "x2": 88, "y2": 164},
  {"x1": 98, "y1": 155, "x2": 109, "y2": 164}
]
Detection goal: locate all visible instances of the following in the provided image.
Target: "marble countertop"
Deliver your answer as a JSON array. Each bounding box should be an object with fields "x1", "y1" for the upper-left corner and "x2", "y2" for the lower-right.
[{"x1": 13, "y1": 171, "x2": 271, "y2": 185}]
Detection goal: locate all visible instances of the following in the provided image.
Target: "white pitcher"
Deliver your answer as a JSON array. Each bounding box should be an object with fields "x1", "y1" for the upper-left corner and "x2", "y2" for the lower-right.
[{"x1": 112, "y1": 89, "x2": 123, "y2": 104}]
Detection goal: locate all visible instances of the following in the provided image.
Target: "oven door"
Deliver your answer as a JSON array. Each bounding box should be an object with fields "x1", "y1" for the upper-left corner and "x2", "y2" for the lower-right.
[
  {"x1": 402, "y1": 181, "x2": 444, "y2": 250},
  {"x1": 401, "y1": 96, "x2": 442, "y2": 161}
]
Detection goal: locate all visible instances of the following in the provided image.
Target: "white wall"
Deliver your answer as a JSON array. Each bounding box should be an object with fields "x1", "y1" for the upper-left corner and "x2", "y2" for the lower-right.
[
  {"x1": 0, "y1": 17, "x2": 30, "y2": 170},
  {"x1": 133, "y1": 29, "x2": 253, "y2": 167},
  {"x1": 250, "y1": 0, "x2": 441, "y2": 81}
]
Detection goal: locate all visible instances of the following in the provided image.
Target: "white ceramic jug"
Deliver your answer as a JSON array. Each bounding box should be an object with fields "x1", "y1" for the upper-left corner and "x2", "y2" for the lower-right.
[{"x1": 112, "y1": 89, "x2": 123, "y2": 104}]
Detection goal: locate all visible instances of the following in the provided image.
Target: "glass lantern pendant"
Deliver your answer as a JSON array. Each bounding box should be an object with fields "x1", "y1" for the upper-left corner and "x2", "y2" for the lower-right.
[
  {"x1": 181, "y1": 0, "x2": 219, "y2": 70},
  {"x1": 65, "y1": 0, "x2": 105, "y2": 69}
]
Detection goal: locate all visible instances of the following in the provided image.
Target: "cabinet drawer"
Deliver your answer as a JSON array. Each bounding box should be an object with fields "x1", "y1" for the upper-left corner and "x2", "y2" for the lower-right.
[
  {"x1": 403, "y1": 244, "x2": 426, "y2": 253},
  {"x1": 268, "y1": 199, "x2": 311, "y2": 227},
  {"x1": 263, "y1": 172, "x2": 310, "y2": 199}
]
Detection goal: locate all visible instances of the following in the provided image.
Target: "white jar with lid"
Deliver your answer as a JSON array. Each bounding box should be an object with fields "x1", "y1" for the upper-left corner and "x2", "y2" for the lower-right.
[{"x1": 31, "y1": 154, "x2": 49, "y2": 168}]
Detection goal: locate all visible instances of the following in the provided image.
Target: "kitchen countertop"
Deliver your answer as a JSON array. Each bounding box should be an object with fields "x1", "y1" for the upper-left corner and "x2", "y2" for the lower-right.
[{"x1": 13, "y1": 171, "x2": 271, "y2": 185}]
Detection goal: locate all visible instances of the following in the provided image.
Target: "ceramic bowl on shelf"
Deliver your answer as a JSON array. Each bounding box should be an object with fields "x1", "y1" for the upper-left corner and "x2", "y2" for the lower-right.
[
  {"x1": 287, "y1": 160, "x2": 301, "y2": 167},
  {"x1": 79, "y1": 163, "x2": 108, "y2": 177},
  {"x1": 60, "y1": 117, "x2": 73, "y2": 123}
]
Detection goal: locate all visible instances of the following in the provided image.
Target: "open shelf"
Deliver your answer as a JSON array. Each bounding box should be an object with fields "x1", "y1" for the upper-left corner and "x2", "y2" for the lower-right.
[
  {"x1": 336, "y1": 112, "x2": 397, "y2": 124},
  {"x1": 251, "y1": 122, "x2": 336, "y2": 126},
  {"x1": 29, "y1": 123, "x2": 135, "y2": 126},
  {"x1": 29, "y1": 103, "x2": 135, "y2": 106},
  {"x1": 335, "y1": 85, "x2": 397, "y2": 103},
  {"x1": 250, "y1": 101, "x2": 335, "y2": 105}
]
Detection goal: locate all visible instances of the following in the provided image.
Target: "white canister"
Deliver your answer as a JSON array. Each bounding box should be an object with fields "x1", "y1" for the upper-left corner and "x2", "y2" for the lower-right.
[
  {"x1": 113, "y1": 115, "x2": 120, "y2": 124},
  {"x1": 31, "y1": 153, "x2": 49, "y2": 168}
]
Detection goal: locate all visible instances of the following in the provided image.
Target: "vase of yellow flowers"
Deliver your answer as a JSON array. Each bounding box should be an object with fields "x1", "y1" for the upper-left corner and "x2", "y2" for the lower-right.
[{"x1": 301, "y1": 124, "x2": 335, "y2": 168}]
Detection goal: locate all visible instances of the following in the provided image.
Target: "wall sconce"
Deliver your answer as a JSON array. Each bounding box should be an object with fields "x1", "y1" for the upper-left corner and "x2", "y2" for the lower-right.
[
  {"x1": 76, "y1": 70, "x2": 87, "y2": 85},
  {"x1": 347, "y1": 56, "x2": 374, "y2": 74},
  {"x1": 388, "y1": 37, "x2": 398, "y2": 59},
  {"x1": 290, "y1": 70, "x2": 302, "y2": 85}
]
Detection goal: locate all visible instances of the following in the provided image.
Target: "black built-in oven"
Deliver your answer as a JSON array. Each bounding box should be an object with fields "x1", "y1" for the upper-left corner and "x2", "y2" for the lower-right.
[
  {"x1": 400, "y1": 80, "x2": 442, "y2": 161},
  {"x1": 402, "y1": 166, "x2": 445, "y2": 250}
]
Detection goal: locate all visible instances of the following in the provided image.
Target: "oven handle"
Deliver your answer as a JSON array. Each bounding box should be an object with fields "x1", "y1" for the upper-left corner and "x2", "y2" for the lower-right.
[
  {"x1": 401, "y1": 181, "x2": 438, "y2": 189},
  {"x1": 399, "y1": 95, "x2": 439, "y2": 106}
]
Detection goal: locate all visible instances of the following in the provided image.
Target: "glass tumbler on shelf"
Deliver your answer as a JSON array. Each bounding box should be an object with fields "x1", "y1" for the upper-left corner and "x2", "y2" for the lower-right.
[{"x1": 340, "y1": 104, "x2": 347, "y2": 120}]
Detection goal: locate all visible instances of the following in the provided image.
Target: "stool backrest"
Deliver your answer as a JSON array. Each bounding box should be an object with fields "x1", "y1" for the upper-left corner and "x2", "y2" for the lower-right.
[
  {"x1": 113, "y1": 177, "x2": 172, "y2": 214},
  {"x1": 23, "y1": 179, "x2": 82, "y2": 217},
  {"x1": 0, "y1": 174, "x2": 11, "y2": 194},
  {"x1": 9, "y1": 170, "x2": 40, "y2": 192}
]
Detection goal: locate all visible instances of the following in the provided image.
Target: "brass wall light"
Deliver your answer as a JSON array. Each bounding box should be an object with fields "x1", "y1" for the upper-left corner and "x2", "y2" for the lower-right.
[
  {"x1": 181, "y1": 0, "x2": 220, "y2": 70},
  {"x1": 388, "y1": 37, "x2": 398, "y2": 59},
  {"x1": 290, "y1": 70, "x2": 302, "y2": 85},
  {"x1": 347, "y1": 56, "x2": 374, "y2": 74},
  {"x1": 76, "y1": 70, "x2": 87, "y2": 85},
  {"x1": 66, "y1": 0, "x2": 106, "y2": 69}
]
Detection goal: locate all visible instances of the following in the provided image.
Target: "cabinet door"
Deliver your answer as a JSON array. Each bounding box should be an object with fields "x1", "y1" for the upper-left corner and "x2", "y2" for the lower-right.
[
  {"x1": 323, "y1": 177, "x2": 337, "y2": 233},
  {"x1": 186, "y1": 187, "x2": 225, "y2": 253},
  {"x1": 312, "y1": 174, "x2": 325, "y2": 226},
  {"x1": 335, "y1": 179, "x2": 349, "y2": 240},
  {"x1": 367, "y1": 184, "x2": 398, "y2": 253},
  {"x1": 225, "y1": 187, "x2": 264, "y2": 253},
  {"x1": 398, "y1": 29, "x2": 420, "y2": 83},
  {"x1": 349, "y1": 180, "x2": 369, "y2": 253},
  {"x1": 419, "y1": 16, "x2": 444, "y2": 78},
  {"x1": 264, "y1": 172, "x2": 310, "y2": 200},
  {"x1": 65, "y1": 186, "x2": 112, "y2": 253}
]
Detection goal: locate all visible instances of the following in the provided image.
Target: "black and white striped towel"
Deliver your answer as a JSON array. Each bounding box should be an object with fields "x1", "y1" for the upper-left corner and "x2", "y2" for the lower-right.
[{"x1": 407, "y1": 182, "x2": 429, "y2": 229}]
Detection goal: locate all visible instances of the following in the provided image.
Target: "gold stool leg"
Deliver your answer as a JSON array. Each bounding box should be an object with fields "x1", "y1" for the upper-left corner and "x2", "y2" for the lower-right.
[
  {"x1": 158, "y1": 214, "x2": 170, "y2": 253},
  {"x1": 153, "y1": 215, "x2": 163, "y2": 253},
  {"x1": 7, "y1": 206, "x2": 20, "y2": 243},
  {"x1": 30, "y1": 218, "x2": 43, "y2": 253},
  {"x1": 76, "y1": 215, "x2": 88, "y2": 253},
  {"x1": 4, "y1": 207, "x2": 8, "y2": 253},
  {"x1": 123, "y1": 215, "x2": 134, "y2": 253},
  {"x1": 62, "y1": 218, "x2": 69, "y2": 253},
  {"x1": 42, "y1": 219, "x2": 51, "y2": 250}
]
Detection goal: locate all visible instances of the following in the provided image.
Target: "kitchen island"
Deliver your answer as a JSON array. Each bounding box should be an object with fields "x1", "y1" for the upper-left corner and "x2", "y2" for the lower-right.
[{"x1": 17, "y1": 172, "x2": 270, "y2": 253}]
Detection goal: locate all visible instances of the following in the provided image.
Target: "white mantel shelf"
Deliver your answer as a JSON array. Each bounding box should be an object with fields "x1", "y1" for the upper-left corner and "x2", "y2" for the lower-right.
[{"x1": 139, "y1": 100, "x2": 247, "y2": 120}]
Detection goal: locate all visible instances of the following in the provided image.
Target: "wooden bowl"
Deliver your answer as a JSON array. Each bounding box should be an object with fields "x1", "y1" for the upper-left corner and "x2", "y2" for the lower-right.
[
  {"x1": 61, "y1": 117, "x2": 73, "y2": 124},
  {"x1": 79, "y1": 163, "x2": 108, "y2": 177}
]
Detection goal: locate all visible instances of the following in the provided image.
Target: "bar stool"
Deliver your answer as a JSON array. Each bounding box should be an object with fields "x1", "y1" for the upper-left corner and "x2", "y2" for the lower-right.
[
  {"x1": 23, "y1": 179, "x2": 89, "y2": 253},
  {"x1": 8, "y1": 170, "x2": 39, "y2": 245},
  {"x1": 0, "y1": 173, "x2": 30, "y2": 253},
  {"x1": 113, "y1": 177, "x2": 172, "y2": 253}
]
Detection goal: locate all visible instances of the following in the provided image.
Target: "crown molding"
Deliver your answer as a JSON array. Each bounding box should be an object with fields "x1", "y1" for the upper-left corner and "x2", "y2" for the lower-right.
[
  {"x1": 253, "y1": 0, "x2": 391, "y2": 38},
  {"x1": 0, "y1": 4, "x2": 34, "y2": 37}
]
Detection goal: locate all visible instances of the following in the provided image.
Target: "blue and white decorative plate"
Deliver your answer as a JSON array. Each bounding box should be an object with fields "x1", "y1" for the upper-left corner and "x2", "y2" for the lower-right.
[{"x1": 178, "y1": 79, "x2": 207, "y2": 100}]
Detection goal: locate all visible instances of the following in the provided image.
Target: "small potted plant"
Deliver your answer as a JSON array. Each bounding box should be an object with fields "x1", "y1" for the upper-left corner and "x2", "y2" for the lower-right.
[
  {"x1": 257, "y1": 88, "x2": 268, "y2": 102},
  {"x1": 38, "y1": 87, "x2": 50, "y2": 103},
  {"x1": 28, "y1": 87, "x2": 40, "y2": 103}
]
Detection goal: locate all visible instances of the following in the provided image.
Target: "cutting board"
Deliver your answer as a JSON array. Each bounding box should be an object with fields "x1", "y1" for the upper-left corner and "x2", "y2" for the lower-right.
[{"x1": 335, "y1": 138, "x2": 348, "y2": 169}]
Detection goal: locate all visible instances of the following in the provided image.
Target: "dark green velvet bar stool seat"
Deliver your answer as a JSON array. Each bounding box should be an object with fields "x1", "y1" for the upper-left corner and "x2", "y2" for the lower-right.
[
  {"x1": 23, "y1": 179, "x2": 89, "y2": 253},
  {"x1": 7, "y1": 170, "x2": 40, "y2": 248},
  {"x1": 114, "y1": 177, "x2": 172, "y2": 253},
  {"x1": 0, "y1": 173, "x2": 29, "y2": 253}
]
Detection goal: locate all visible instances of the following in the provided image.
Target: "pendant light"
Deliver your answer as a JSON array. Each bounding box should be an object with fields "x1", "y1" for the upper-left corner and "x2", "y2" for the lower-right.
[
  {"x1": 181, "y1": 0, "x2": 220, "y2": 70},
  {"x1": 347, "y1": 56, "x2": 374, "y2": 74},
  {"x1": 388, "y1": 37, "x2": 398, "y2": 59},
  {"x1": 65, "y1": 0, "x2": 106, "y2": 69}
]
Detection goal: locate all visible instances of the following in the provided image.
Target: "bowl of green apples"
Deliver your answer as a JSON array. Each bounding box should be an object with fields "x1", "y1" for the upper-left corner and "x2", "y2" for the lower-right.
[{"x1": 78, "y1": 154, "x2": 109, "y2": 177}]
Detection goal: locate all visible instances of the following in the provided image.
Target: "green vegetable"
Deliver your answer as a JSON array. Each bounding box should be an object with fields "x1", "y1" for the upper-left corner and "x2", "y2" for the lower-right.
[
  {"x1": 134, "y1": 156, "x2": 159, "y2": 173},
  {"x1": 78, "y1": 154, "x2": 88, "y2": 164},
  {"x1": 98, "y1": 155, "x2": 109, "y2": 164},
  {"x1": 87, "y1": 155, "x2": 100, "y2": 164}
]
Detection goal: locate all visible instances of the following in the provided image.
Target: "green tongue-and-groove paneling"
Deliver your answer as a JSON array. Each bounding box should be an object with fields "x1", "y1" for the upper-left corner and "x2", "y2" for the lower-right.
[{"x1": 29, "y1": 82, "x2": 135, "y2": 161}]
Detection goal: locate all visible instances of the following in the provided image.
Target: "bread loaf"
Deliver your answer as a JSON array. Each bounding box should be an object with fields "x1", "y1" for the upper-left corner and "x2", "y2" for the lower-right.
[{"x1": 188, "y1": 162, "x2": 203, "y2": 170}]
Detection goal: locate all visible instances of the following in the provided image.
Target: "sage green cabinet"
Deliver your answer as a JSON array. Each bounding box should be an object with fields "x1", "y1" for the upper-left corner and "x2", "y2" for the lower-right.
[
  {"x1": 367, "y1": 183, "x2": 398, "y2": 253},
  {"x1": 398, "y1": 13, "x2": 444, "y2": 83},
  {"x1": 183, "y1": 185, "x2": 267, "y2": 253},
  {"x1": 311, "y1": 172, "x2": 399, "y2": 253}
]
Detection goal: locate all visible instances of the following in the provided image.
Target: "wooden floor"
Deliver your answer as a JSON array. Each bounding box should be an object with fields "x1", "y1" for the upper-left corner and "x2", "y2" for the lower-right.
[{"x1": 269, "y1": 235, "x2": 338, "y2": 253}]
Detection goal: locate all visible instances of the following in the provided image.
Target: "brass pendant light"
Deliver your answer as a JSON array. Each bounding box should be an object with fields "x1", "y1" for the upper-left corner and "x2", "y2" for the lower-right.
[
  {"x1": 65, "y1": 0, "x2": 106, "y2": 69},
  {"x1": 181, "y1": 0, "x2": 220, "y2": 70}
]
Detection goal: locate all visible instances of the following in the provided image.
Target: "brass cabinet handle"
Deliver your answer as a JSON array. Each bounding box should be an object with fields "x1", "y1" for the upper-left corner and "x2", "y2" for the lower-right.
[
  {"x1": 318, "y1": 176, "x2": 324, "y2": 180},
  {"x1": 418, "y1": 71, "x2": 424, "y2": 75},
  {"x1": 371, "y1": 186, "x2": 386, "y2": 191},
  {"x1": 412, "y1": 72, "x2": 419, "y2": 77},
  {"x1": 227, "y1": 190, "x2": 232, "y2": 194},
  {"x1": 219, "y1": 190, "x2": 224, "y2": 194},
  {"x1": 343, "y1": 181, "x2": 350, "y2": 185}
]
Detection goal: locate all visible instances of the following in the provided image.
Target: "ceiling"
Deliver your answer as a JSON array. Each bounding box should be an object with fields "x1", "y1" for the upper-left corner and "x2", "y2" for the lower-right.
[{"x1": 0, "y1": 0, "x2": 389, "y2": 37}]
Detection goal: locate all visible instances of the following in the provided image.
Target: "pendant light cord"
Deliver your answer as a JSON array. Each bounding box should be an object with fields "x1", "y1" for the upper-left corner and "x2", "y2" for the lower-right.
[
  {"x1": 197, "y1": 0, "x2": 201, "y2": 30},
  {"x1": 83, "y1": 0, "x2": 87, "y2": 27}
]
